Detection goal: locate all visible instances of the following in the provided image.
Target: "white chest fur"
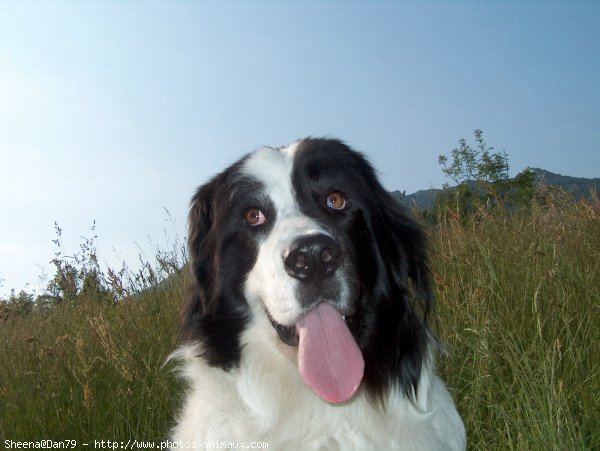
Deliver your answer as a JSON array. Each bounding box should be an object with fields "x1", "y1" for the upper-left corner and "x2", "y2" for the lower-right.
[{"x1": 170, "y1": 329, "x2": 466, "y2": 451}]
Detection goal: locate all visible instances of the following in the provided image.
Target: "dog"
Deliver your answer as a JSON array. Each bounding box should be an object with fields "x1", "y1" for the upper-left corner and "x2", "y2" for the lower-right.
[{"x1": 170, "y1": 138, "x2": 466, "y2": 450}]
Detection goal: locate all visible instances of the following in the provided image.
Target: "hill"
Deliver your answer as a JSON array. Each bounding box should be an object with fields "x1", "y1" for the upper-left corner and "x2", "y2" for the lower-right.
[
  {"x1": 531, "y1": 168, "x2": 600, "y2": 200},
  {"x1": 392, "y1": 188, "x2": 443, "y2": 211},
  {"x1": 393, "y1": 168, "x2": 599, "y2": 211}
]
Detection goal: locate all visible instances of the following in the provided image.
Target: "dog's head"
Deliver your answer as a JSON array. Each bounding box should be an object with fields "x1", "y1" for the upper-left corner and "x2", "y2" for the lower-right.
[{"x1": 181, "y1": 138, "x2": 434, "y2": 403}]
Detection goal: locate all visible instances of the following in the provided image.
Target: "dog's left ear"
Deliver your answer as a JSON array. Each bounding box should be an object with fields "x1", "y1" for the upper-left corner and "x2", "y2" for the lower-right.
[
  {"x1": 356, "y1": 168, "x2": 436, "y2": 403},
  {"x1": 372, "y1": 188, "x2": 434, "y2": 318}
]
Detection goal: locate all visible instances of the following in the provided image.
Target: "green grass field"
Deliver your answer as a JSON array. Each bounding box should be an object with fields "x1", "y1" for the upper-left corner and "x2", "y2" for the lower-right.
[{"x1": 1, "y1": 195, "x2": 598, "y2": 450}]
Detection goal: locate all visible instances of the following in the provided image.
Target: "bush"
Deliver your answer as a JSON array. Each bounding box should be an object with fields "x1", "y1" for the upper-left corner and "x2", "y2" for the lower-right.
[{"x1": 435, "y1": 130, "x2": 535, "y2": 221}]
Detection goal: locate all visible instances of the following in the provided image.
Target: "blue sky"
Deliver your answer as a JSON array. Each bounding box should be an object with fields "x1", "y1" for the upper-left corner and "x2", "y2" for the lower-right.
[{"x1": 1, "y1": 0, "x2": 599, "y2": 296}]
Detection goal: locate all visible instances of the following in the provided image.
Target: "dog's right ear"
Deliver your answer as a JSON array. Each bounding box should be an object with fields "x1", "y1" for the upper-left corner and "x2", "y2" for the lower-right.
[
  {"x1": 188, "y1": 180, "x2": 216, "y2": 284},
  {"x1": 181, "y1": 174, "x2": 250, "y2": 368},
  {"x1": 179, "y1": 178, "x2": 218, "y2": 344}
]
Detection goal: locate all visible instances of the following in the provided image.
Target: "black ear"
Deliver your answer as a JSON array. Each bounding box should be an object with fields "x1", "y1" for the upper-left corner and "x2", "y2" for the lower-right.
[
  {"x1": 179, "y1": 179, "x2": 218, "y2": 343},
  {"x1": 187, "y1": 181, "x2": 217, "y2": 291},
  {"x1": 179, "y1": 175, "x2": 250, "y2": 369},
  {"x1": 360, "y1": 182, "x2": 436, "y2": 404},
  {"x1": 367, "y1": 180, "x2": 435, "y2": 321}
]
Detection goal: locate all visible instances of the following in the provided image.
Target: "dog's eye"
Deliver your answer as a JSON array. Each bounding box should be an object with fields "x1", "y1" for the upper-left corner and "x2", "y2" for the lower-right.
[
  {"x1": 326, "y1": 191, "x2": 347, "y2": 210},
  {"x1": 244, "y1": 207, "x2": 267, "y2": 226}
]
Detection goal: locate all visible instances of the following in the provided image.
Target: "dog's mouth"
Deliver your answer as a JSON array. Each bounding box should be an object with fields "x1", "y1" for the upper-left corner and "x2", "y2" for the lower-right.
[
  {"x1": 267, "y1": 303, "x2": 364, "y2": 404},
  {"x1": 271, "y1": 320, "x2": 300, "y2": 347},
  {"x1": 269, "y1": 309, "x2": 359, "y2": 347}
]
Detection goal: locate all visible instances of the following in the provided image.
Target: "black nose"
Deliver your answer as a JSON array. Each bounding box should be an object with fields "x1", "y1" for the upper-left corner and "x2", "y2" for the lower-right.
[{"x1": 283, "y1": 234, "x2": 341, "y2": 281}]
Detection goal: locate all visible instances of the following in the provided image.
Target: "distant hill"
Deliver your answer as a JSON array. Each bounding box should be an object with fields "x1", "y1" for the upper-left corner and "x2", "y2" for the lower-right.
[
  {"x1": 393, "y1": 168, "x2": 599, "y2": 211},
  {"x1": 530, "y1": 168, "x2": 599, "y2": 200},
  {"x1": 392, "y1": 188, "x2": 443, "y2": 211}
]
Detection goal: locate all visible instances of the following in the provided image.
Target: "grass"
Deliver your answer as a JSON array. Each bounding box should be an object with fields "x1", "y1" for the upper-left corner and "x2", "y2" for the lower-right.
[
  {"x1": 434, "y1": 195, "x2": 599, "y2": 449},
  {"x1": 0, "y1": 276, "x2": 187, "y2": 442},
  {"x1": 0, "y1": 193, "x2": 598, "y2": 449}
]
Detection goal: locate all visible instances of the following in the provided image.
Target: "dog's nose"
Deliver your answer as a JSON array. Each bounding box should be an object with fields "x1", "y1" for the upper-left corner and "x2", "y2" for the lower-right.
[{"x1": 283, "y1": 235, "x2": 341, "y2": 281}]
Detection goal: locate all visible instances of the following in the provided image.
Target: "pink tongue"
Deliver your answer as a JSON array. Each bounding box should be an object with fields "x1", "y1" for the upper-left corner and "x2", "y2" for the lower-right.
[{"x1": 296, "y1": 303, "x2": 364, "y2": 403}]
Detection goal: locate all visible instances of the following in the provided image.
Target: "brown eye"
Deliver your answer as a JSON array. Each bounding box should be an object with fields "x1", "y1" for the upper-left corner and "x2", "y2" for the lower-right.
[
  {"x1": 244, "y1": 207, "x2": 266, "y2": 226},
  {"x1": 326, "y1": 191, "x2": 347, "y2": 210}
]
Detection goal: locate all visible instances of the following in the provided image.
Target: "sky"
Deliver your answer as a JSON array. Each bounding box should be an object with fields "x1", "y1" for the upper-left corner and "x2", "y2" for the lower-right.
[{"x1": 1, "y1": 0, "x2": 599, "y2": 296}]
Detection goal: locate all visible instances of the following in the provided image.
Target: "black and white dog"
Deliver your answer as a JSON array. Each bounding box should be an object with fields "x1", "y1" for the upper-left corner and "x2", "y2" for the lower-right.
[{"x1": 171, "y1": 138, "x2": 466, "y2": 450}]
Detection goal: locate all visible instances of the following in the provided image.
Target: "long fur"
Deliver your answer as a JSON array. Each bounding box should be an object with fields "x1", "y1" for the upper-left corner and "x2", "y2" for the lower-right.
[{"x1": 171, "y1": 138, "x2": 466, "y2": 450}]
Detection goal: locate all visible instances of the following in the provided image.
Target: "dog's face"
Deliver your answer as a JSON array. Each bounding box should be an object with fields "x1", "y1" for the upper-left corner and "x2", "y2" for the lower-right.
[
  {"x1": 243, "y1": 142, "x2": 361, "y2": 334},
  {"x1": 182, "y1": 138, "x2": 433, "y2": 403}
]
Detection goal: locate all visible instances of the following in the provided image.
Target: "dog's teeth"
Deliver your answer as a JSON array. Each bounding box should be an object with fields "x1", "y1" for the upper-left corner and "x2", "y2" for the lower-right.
[{"x1": 342, "y1": 315, "x2": 346, "y2": 320}]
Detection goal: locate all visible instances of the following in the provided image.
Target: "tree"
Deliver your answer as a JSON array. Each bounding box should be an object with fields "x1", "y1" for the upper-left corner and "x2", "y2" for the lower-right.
[
  {"x1": 45, "y1": 222, "x2": 114, "y2": 305},
  {"x1": 0, "y1": 289, "x2": 35, "y2": 321},
  {"x1": 435, "y1": 129, "x2": 534, "y2": 219}
]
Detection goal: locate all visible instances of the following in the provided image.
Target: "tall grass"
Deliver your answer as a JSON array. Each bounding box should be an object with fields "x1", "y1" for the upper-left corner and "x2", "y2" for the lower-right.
[
  {"x1": 435, "y1": 193, "x2": 599, "y2": 449},
  {"x1": 0, "y1": 193, "x2": 598, "y2": 449},
  {"x1": 0, "y1": 240, "x2": 189, "y2": 441}
]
